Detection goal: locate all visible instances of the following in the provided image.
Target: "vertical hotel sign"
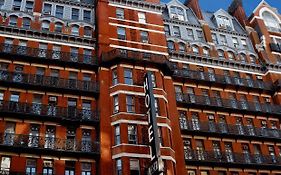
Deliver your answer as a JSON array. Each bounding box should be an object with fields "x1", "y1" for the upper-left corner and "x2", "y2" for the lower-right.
[{"x1": 144, "y1": 72, "x2": 164, "y2": 175}]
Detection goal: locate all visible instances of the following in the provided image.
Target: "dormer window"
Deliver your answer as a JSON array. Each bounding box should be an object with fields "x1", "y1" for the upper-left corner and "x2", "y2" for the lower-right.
[
  {"x1": 217, "y1": 15, "x2": 232, "y2": 30},
  {"x1": 262, "y1": 11, "x2": 280, "y2": 30},
  {"x1": 170, "y1": 6, "x2": 185, "y2": 21}
]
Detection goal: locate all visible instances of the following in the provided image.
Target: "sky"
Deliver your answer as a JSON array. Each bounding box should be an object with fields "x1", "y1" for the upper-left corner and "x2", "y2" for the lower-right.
[{"x1": 162, "y1": 0, "x2": 281, "y2": 16}]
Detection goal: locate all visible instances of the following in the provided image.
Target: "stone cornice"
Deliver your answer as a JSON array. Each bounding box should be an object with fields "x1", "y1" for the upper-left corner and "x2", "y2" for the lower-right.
[
  {"x1": 163, "y1": 18, "x2": 201, "y2": 28},
  {"x1": 109, "y1": 0, "x2": 165, "y2": 12},
  {"x1": 44, "y1": 0, "x2": 95, "y2": 8}
]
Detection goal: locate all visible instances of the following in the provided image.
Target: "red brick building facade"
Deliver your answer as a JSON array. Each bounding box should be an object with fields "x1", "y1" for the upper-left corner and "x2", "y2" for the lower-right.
[{"x1": 0, "y1": 0, "x2": 281, "y2": 174}]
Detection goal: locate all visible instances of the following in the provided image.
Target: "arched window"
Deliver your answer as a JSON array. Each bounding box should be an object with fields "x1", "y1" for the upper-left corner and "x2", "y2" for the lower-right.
[
  {"x1": 41, "y1": 20, "x2": 50, "y2": 31},
  {"x1": 170, "y1": 6, "x2": 185, "y2": 21},
  {"x1": 228, "y1": 51, "x2": 235, "y2": 61},
  {"x1": 178, "y1": 42, "x2": 186, "y2": 53},
  {"x1": 203, "y1": 47, "x2": 210, "y2": 56},
  {"x1": 249, "y1": 55, "x2": 257, "y2": 64},
  {"x1": 84, "y1": 26, "x2": 92, "y2": 37},
  {"x1": 167, "y1": 41, "x2": 175, "y2": 52},
  {"x1": 262, "y1": 11, "x2": 280, "y2": 29},
  {"x1": 9, "y1": 15, "x2": 18, "y2": 26},
  {"x1": 22, "y1": 17, "x2": 31, "y2": 29},
  {"x1": 192, "y1": 45, "x2": 199, "y2": 54},
  {"x1": 71, "y1": 24, "x2": 79, "y2": 35},
  {"x1": 218, "y1": 49, "x2": 224, "y2": 59},
  {"x1": 54, "y1": 22, "x2": 63, "y2": 33},
  {"x1": 240, "y1": 53, "x2": 247, "y2": 63}
]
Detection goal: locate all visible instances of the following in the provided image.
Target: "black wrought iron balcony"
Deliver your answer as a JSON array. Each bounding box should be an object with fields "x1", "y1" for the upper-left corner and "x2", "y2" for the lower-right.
[
  {"x1": 0, "y1": 70, "x2": 99, "y2": 96},
  {"x1": 0, "y1": 44, "x2": 98, "y2": 69},
  {"x1": 0, "y1": 100, "x2": 99, "y2": 125},
  {"x1": 173, "y1": 69, "x2": 272, "y2": 91},
  {"x1": 270, "y1": 43, "x2": 281, "y2": 53},
  {"x1": 176, "y1": 93, "x2": 281, "y2": 116},
  {"x1": 101, "y1": 49, "x2": 171, "y2": 73},
  {"x1": 184, "y1": 149, "x2": 281, "y2": 168},
  {"x1": 180, "y1": 120, "x2": 281, "y2": 142},
  {"x1": 0, "y1": 133, "x2": 99, "y2": 158}
]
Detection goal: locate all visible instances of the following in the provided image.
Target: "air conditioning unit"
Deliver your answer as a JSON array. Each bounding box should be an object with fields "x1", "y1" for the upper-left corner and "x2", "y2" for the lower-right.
[
  {"x1": 265, "y1": 98, "x2": 271, "y2": 103},
  {"x1": 243, "y1": 145, "x2": 249, "y2": 149},
  {"x1": 171, "y1": 14, "x2": 179, "y2": 20},
  {"x1": 43, "y1": 11, "x2": 51, "y2": 15},
  {"x1": 49, "y1": 96, "x2": 57, "y2": 102},
  {"x1": 257, "y1": 76, "x2": 263, "y2": 80},
  {"x1": 219, "y1": 23, "x2": 226, "y2": 29}
]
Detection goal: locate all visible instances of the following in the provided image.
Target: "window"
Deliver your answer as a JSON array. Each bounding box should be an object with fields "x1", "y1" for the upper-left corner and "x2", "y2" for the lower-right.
[
  {"x1": 54, "y1": 22, "x2": 63, "y2": 33},
  {"x1": 70, "y1": 47, "x2": 79, "y2": 62},
  {"x1": 220, "y1": 34, "x2": 227, "y2": 45},
  {"x1": 164, "y1": 25, "x2": 170, "y2": 36},
  {"x1": 25, "y1": 1, "x2": 34, "y2": 12},
  {"x1": 232, "y1": 37, "x2": 239, "y2": 48},
  {"x1": 167, "y1": 41, "x2": 175, "y2": 51},
  {"x1": 0, "y1": 157, "x2": 11, "y2": 173},
  {"x1": 13, "y1": 0, "x2": 21, "y2": 11},
  {"x1": 170, "y1": 6, "x2": 185, "y2": 20},
  {"x1": 241, "y1": 39, "x2": 247, "y2": 49},
  {"x1": 217, "y1": 15, "x2": 232, "y2": 29},
  {"x1": 179, "y1": 43, "x2": 186, "y2": 53},
  {"x1": 55, "y1": 5, "x2": 64, "y2": 18},
  {"x1": 112, "y1": 69, "x2": 118, "y2": 86},
  {"x1": 126, "y1": 95, "x2": 135, "y2": 113},
  {"x1": 26, "y1": 159, "x2": 36, "y2": 175},
  {"x1": 116, "y1": 159, "x2": 122, "y2": 175},
  {"x1": 129, "y1": 159, "x2": 140, "y2": 175},
  {"x1": 262, "y1": 11, "x2": 280, "y2": 29},
  {"x1": 124, "y1": 69, "x2": 133, "y2": 85},
  {"x1": 140, "y1": 31, "x2": 149, "y2": 43},
  {"x1": 211, "y1": 33, "x2": 218, "y2": 44},
  {"x1": 42, "y1": 160, "x2": 53, "y2": 175},
  {"x1": 228, "y1": 51, "x2": 235, "y2": 60},
  {"x1": 83, "y1": 10, "x2": 91, "y2": 22},
  {"x1": 115, "y1": 125, "x2": 120, "y2": 145},
  {"x1": 84, "y1": 26, "x2": 92, "y2": 37},
  {"x1": 197, "y1": 30, "x2": 205, "y2": 42},
  {"x1": 187, "y1": 28, "x2": 194, "y2": 40},
  {"x1": 65, "y1": 161, "x2": 75, "y2": 175},
  {"x1": 43, "y1": 3, "x2": 52, "y2": 15},
  {"x1": 218, "y1": 49, "x2": 224, "y2": 58},
  {"x1": 240, "y1": 53, "x2": 246, "y2": 63},
  {"x1": 203, "y1": 47, "x2": 210, "y2": 56},
  {"x1": 128, "y1": 125, "x2": 137, "y2": 144},
  {"x1": 52, "y1": 45, "x2": 61, "y2": 59},
  {"x1": 113, "y1": 95, "x2": 119, "y2": 113},
  {"x1": 192, "y1": 45, "x2": 199, "y2": 54},
  {"x1": 81, "y1": 163, "x2": 91, "y2": 175},
  {"x1": 9, "y1": 15, "x2": 18, "y2": 26},
  {"x1": 22, "y1": 17, "x2": 31, "y2": 29},
  {"x1": 173, "y1": 26, "x2": 180, "y2": 37},
  {"x1": 0, "y1": 0, "x2": 4, "y2": 8},
  {"x1": 83, "y1": 49, "x2": 92, "y2": 64},
  {"x1": 71, "y1": 25, "x2": 79, "y2": 35},
  {"x1": 138, "y1": 12, "x2": 146, "y2": 23},
  {"x1": 41, "y1": 20, "x2": 50, "y2": 31},
  {"x1": 71, "y1": 8, "x2": 79, "y2": 20},
  {"x1": 117, "y1": 27, "x2": 126, "y2": 40},
  {"x1": 200, "y1": 171, "x2": 209, "y2": 175},
  {"x1": 249, "y1": 55, "x2": 256, "y2": 64},
  {"x1": 116, "y1": 8, "x2": 124, "y2": 19}
]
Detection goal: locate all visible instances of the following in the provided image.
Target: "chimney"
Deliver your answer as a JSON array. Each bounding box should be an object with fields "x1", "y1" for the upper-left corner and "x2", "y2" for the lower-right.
[
  {"x1": 228, "y1": 0, "x2": 248, "y2": 27},
  {"x1": 185, "y1": 0, "x2": 203, "y2": 20}
]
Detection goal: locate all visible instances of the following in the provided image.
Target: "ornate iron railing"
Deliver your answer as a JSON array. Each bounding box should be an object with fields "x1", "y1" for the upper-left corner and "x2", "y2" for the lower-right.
[
  {"x1": 0, "y1": 70, "x2": 99, "y2": 93},
  {"x1": 0, "y1": 133, "x2": 99, "y2": 154},
  {"x1": 176, "y1": 93, "x2": 281, "y2": 115},
  {"x1": 173, "y1": 69, "x2": 272, "y2": 91},
  {"x1": 185, "y1": 149, "x2": 281, "y2": 166},
  {"x1": 0, "y1": 44, "x2": 98, "y2": 66},
  {"x1": 180, "y1": 120, "x2": 281, "y2": 141},
  {"x1": 0, "y1": 100, "x2": 99, "y2": 122}
]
